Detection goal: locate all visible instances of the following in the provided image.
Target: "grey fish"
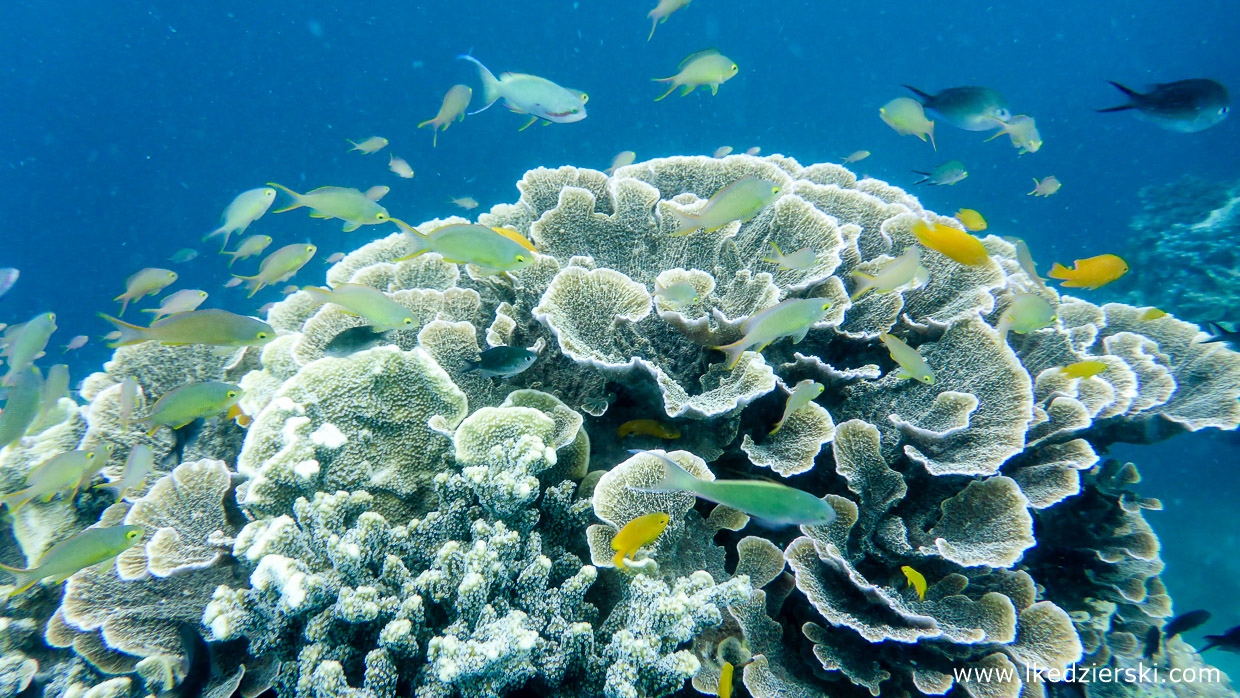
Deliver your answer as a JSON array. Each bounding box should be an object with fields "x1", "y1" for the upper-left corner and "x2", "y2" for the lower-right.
[
  {"x1": 912, "y1": 160, "x2": 968, "y2": 186},
  {"x1": 1203, "y1": 322, "x2": 1240, "y2": 351},
  {"x1": 0, "y1": 269, "x2": 17, "y2": 300},
  {"x1": 903, "y1": 85, "x2": 1011, "y2": 131},
  {"x1": 464, "y1": 346, "x2": 538, "y2": 378},
  {"x1": 1165, "y1": 609, "x2": 1212, "y2": 640},
  {"x1": 1098, "y1": 79, "x2": 1229, "y2": 133},
  {"x1": 323, "y1": 325, "x2": 392, "y2": 358},
  {"x1": 1200, "y1": 625, "x2": 1240, "y2": 654}
]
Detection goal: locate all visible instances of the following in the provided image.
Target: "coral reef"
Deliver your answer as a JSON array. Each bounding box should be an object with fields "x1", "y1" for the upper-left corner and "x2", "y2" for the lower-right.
[
  {"x1": 1120, "y1": 176, "x2": 1240, "y2": 321},
  {"x1": 2, "y1": 154, "x2": 1238, "y2": 698}
]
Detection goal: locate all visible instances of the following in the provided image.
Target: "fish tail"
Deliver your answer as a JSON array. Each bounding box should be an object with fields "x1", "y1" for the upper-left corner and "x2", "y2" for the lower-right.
[
  {"x1": 416, "y1": 116, "x2": 437, "y2": 130},
  {"x1": 202, "y1": 226, "x2": 231, "y2": 249},
  {"x1": 462, "y1": 358, "x2": 480, "y2": 373},
  {"x1": 711, "y1": 338, "x2": 749, "y2": 370},
  {"x1": 665, "y1": 207, "x2": 700, "y2": 236},
  {"x1": 762, "y1": 240, "x2": 783, "y2": 263},
  {"x1": 0, "y1": 489, "x2": 30, "y2": 512},
  {"x1": 652, "y1": 78, "x2": 677, "y2": 102},
  {"x1": 849, "y1": 271, "x2": 875, "y2": 300},
  {"x1": 458, "y1": 55, "x2": 500, "y2": 113},
  {"x1": 926, "y1": 122, "x2": 936, "y2": 151},
  {"x1": 901, "y1": 84, "x2": 932, "y2": 103},
  {"x1": 613, "y1": 549, "x2": 628, "y2": 569},
  {"x1": 393, "y1": 226, "x2": 429, "y2": 262},
  {"x1": 98, "y1": 313, "x2": 147, "y2": 347},
  {"x1": 983, "y1": 118, "x2": 1009, "y2": 141},
  {"x1": 301, "y1": 286, "x2": 331, "y2": 306},
  {"x1": 911, "y1": 171, "x2": 931, "y2": 185},
  {"x1": 1047, "y1": 263, "x2": 1071, "y2": 280},
  {"x1": 266, "y1": 182, "x2": 305, "y2": 213},
  {"x1": 647, "y1": 16, "x2": 658, "y2": 41},
  {"x1": 628, "y1": 450, "x2": 700, "y2": 493},
  {"x1": 0, "y1": 562, "x2": 37, "y2": 595},
  {"x1": 222, "y1": 251, "x2": 240, "y2": 267}
]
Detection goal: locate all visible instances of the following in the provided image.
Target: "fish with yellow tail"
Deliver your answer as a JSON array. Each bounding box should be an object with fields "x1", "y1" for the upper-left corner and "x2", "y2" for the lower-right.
[
  {"x1": 2, "y1": 312, "x2": 57, "y2": 386},
  {"x1": 221, "y1": 234, "x2": 273, "y2": 268},
  {"x1": 611, "y1": 511, "x2": 670, "y2": 569},
  {"x1": 1140, "y1": 307, "x2": 1168, "y2": 321},
  {"x1": 233, "y1": 243, "x2": 317, "y2": 297},
  {"x1": 911, "y1": 219, "x2": 989, "y2": 266},
  {"x1": 879, "y1": 333, "x2": 935, "y2": 385},
  {"x1": 418, "y1": 85, "x2": 472, "y2": 146},
  {"x1": 0, "y1": 371, "x2": 42, "y2": 450},
  {"x1": 1048, "y1": 254, "x2": 1128, "y2": 290},
  {"x1": 302, "y1": 284, "x2": 416, "y2": 332},
  {"x1": 267, "y1": 183, "x2": 399, "y2": 232},
  {"x1": 627, "y1": 450, "x2": 837, "y2": 526},
  {"x1": 996, "y1": 293, "x2": 1056, "y2": 344},
  {"x1": 204, "y1": 187, "x2": 276, "y2": 249},
  {"x1": 617, "y1": 419, "x2": 681, "y2": 439},
  {"x1": 713, "y1": 297, "x2": 832, "y2": 370},
  {"x1": 718, "y1": 661, "x2": 734, "y2": 698},
  {"x1": 396, "y1": 222, "x2": 536, "y2": 274},
  {"x1": 137, "y1": 382, "x2": 243, "y2": 435},
  {"x1": 842, "y1": 150, "x2": 870, "y2": 164},
  {"x1": 0, "y1": 450, "x2": 97, "y2": 511},
  {"x1": 763, "y1": 241, "x2": 817, "y2": 270},
  {"x1": 0, "y1": 525, "x2": 143, "y2": 596},
  {"x1": 652, "y1": 281, "x2": 699, "y2": 307},
  {"x1": 459, "y1": 55, "x2": 587, "y2": 131},
  {"x1": 94, "y1": 444, "x2": 154, "y2": 500},
  {"x1": 954, "y1": 209, "x2": 987, "y2": 231},
  {"x1": 653, "y1": 49, "x2": 738, "y2": 101},
  {"x1": 880, "y1": 97, "x2": 936, "y2": 150},
  {"x1": 646, "y1": 0, "x2": 692, "y2": 40},
  {"x1": 388, "y1": 156, "x2": 415, "y2": 179},
  {"x1": 100, "y1": 309, "x2": 274, "y2": 348},
  {"x1": 666, "y1": 177, "x2": 781, "y2": 236},
  {"x1": 142, "y1": 289, "x2": 208, "y2": 322},
  {"x1": 900, "y1": 565, "x2": 928, "y2": 601},
  {"x1": 1059, "y1": 360, "x2": 1108, "y2": 379},
  {"x1": 771, "y1": 380, "x2": 824, "y2": 434},
  {"x1": 115, "y1": 269, "x2": 178, "y2": 316},
  {"x1": 605, "y1": 151, "x2": 636, "y2": 175}
]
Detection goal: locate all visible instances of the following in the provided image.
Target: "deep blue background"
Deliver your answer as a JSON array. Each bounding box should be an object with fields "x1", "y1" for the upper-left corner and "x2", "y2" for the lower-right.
[{"x1": 2, "y1": 0, "x2": 1238, "y2": 678}]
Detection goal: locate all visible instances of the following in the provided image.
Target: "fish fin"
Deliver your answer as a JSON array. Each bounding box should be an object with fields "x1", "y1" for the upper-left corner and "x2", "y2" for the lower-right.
[
  {"x1": 710, "y1": 84, "x2": 719, "y2": 96},
  {"x1": 393, "y1": 250, "x2": 427, "y2": 263},
  {"x1": 432, "y1": 127, "x2": 439, "y2": 147},
  {"x1": 983, "y1": 119, "x2": 1009, "y2": 141},
  {"x1": 647, "y1": 16, "x2": 657, "y2": 41},
  {"x1": 0, "y1": 563, "x2": 37, "y2": 595},
  {"x1": 893, "y1": 368, "x2": 912, "y2": 381},
  {"x1": 462, "y1": 359, "x2": 480, "y2": 373},
  {"x1": 458, "y1": 55, "x2": 500, "y2": 113},
  {"x1": 342, "y1": 222, "x2": 361, "y2": 232},
  {"x1": 626, "y1": 449, "x2": 700, "y2": 493},
  {"x1": 202, "y1": 226, "x2": 230, "y2": 248},
  {"x1": 517, "y1": 115, "x2": 539, "y2": 132},
  {"x1": 266, "y1": 183, "x2": 304, "y2": 213},
  {"x1": 1047, "y1": 263, "x2": 1071, "y2": 280},
  {"x1": 681, "y1": 84, "x2": 697, "y2": 96},
  {"x1": 901, "y1": 84, "x2": 932, "y2": 103},
  {"x1": 791, "y1": 326, "x2": 811, "y2": 344},
  {"x1": 97, "y1": 313, "x2": 147, "y2": 347},
  {"x1": 711, "y1": 338, "x2": 749, "y2": 370},
  {"x1": 927, "y1": 122, "x2": 936, "y2": 151}
]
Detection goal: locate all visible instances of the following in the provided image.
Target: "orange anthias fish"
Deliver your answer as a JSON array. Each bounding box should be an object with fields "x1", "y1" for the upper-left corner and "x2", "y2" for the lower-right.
[
  {"x1": 1048, "y1": 254, "x2": 1128, "y2": 290},
  {"x1": 911, "y1": 219, "x2": 989, "y2": 266},
  {"x1": 617, "y1": 419, "x2": 681, "y2": 439}
]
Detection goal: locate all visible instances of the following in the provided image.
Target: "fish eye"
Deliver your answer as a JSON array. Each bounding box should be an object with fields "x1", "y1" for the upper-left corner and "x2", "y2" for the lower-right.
[
  {"x1": 731, "y1": 64, "x2": 738, "y2": 72},
  {"x1": 581, "y1": 94, "x2": 589, "y2": 104},
  {"x1": 772, "y1": 186, "x2": 781, "y2": 193},
  {"x1": 257, "y1": 332, "x2": 269, "y2": 339},
  {"x1": 227, "y1": 391, "x2": 238, "y2": 398},
  {"x1": 126, "y1": 530, "x2": 141, "y2": 540},
  {"x1": 378, "y1": 213, "x2": 389, "y2": 220},
  {"x1": 1222, "y1": 107, "x2": 1230, "y2": 115},
  {"x1": 515, "y1": 254, "x2": 527, "y2": 262},
  {"x1": 403, "y1": 318, "x2": 413, "y2": 325}
]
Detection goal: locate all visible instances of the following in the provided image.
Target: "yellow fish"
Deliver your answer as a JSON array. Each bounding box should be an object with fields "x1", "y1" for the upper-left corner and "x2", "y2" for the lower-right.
[
  {"x1": 842, "y1": 150, "x2": 870, "y2": 164},
  {"x1": 1048, "y1": 254, "x2": 1128, "y2": 290},
  {"x1": 0, "y1": 525, "x2": 143, "y2": 595},
  {"x1": 1140, "y1": 308, "x2": 1168, "y2": 321},
  {"x1": 850, "y1": 248, "x2": 929, "y2": 301},
  {"x1": 233, "y1": 244, "x2": 318, "y2": 297},
  {"x1": 771, "y1": 380, "x2": 823, "y2": 434},
  {"x1": 1059, "y1": 360, "x2": 1108, "y2": 379},
  {"x1": 986, "y1": 115, "x2": 1042, "y2": 153},
  {"x1": 114, "y1": 269, "x2": 177, "y2": 316},
  {"x1": 204, "y1": 187, "x2": 277, "y2": 249},
  {"x1": 617, "y1": 419, "x2": 681, "y2": 439},
  {"x1": 267, "y1": 183, "x2": 398, "y2": 232},
  {"x1": 396, "y1": 223, "x2": 535, "y2": 274},
  {"x1": 611, "y1": 512, "x2": 670, "y2": 569},
  {"x1": 911, "y1": 220, "x2": 988, "y2": 266},
  {"x1": 954, "y1": 208, "x2": 988, "y2": 231},
  {"x1": 718, "y1": 661, "x2": 734, "y2": 698},
  {"x1": 647, "y1": 0, "x2": 692, "y2": 41},
  {"x1": 100, "y1": 309, "x2": 274, "y2": 348},
  {"x1": 460, "y1": 55, "x2": 587, "y2": 130},
  {"x1": 763, "y1": 241, "x2": 817, "y2": 270},
  {"x1": 880, "y1": 97, "x2": 936, "y2": 150},
  {"x1": 996, "y1": 293, "x2": 1056, "y2": 344},
  {"x1": 347, "y1": 136, "x2": 388, "y2": 154},
  {"x1": 450, "y1": 197, "x2": 479, "y2": 210},
  {"x1": 418, "y1": 85, "x2": 472, "y2": 147},
  {"x1": 654, "y1": 49, "x2": 738, "y2": 101},
  {"x1": 389, "y1": 156, "x2": 415, "y2": 179},
  {"x1": 901, "y1": 565, "x2": 927, "y2": 601},
  {"x1": 139, "y1": 381, "x2": 243, "y2": 435}
]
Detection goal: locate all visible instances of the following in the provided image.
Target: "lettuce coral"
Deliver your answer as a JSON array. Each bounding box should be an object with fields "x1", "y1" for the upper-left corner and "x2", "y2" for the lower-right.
[{"x1": 2, "y1": 154, "x2": 1238, "y2": 698}]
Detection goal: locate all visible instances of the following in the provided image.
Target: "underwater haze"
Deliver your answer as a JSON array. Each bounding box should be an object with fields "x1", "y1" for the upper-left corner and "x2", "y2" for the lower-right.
[{"x1": 2, "y1": 0, "x2": 1240, "y2": 695}]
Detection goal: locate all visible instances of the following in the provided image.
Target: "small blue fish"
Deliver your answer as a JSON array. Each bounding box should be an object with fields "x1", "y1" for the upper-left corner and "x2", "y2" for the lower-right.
[{"x1": 464, "y1": 346, "x2": 538, "y2": 378}]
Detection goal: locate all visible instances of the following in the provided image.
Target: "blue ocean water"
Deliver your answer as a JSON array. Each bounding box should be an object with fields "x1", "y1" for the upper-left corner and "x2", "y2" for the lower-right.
[{"x1": 2, "y1": 0, "x2": 1239, "y2": 686}]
